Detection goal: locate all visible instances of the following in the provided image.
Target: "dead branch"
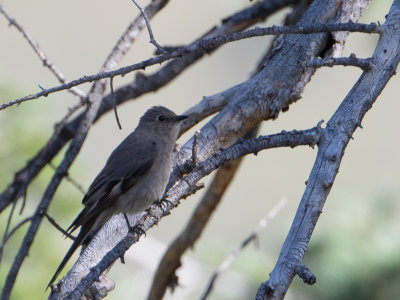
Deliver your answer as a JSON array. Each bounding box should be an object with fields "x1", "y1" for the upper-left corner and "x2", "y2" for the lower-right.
[
  {"x1": 307, "y1": 54, "x2": 373, "y2": 70},
  {"x1": 256, "y1": 1, "x2": 400, "y2": 299},
  {"x1": 0, "y1": 21, "x2": 380, "y2": 111},
  {"x1": 0, "y1": 4, "x2": 86, "y2": 99},
  {"x1": 58, "y1": 124, "x2": 322, "y2": 299}
]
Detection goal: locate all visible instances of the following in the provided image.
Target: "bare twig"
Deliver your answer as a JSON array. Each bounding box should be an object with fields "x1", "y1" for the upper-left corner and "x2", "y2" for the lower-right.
[
  {"x1": 48, "y1": 163, "x2": 86, "y2": 195},
  {"x1": 131, "y1": 0, "x2": 165, "y2": 52},
  {"x1": 0, "y1": 21, "x2": 380, "y2": 111},
  {"x1": 0, "y1": 198, "x2": 18, "y2": 265},
  {"x1": 294, "y1": 264, "x2": 316, "y2": 285},
  {"x1": 110, "y1": 77, "x2": 122, "y2": 129},
  {"x1": 307, "y1": 54, "x2": 373, "y2": 70},
  {"x1": 200, "y1": 198, "x2": 287, "y2": 300},
  {"x1": 0, "y1": 4, "x2": 86, "y2": 99},
  {"x1": 0, "y1": 216, "x2": 32, "y2": 262},
  {"x1": 41, "y1": 209, "x2": 76, "y2": 240},
  {"x1": 0, "y1": 198, "x2": 27, "y2": 265}
]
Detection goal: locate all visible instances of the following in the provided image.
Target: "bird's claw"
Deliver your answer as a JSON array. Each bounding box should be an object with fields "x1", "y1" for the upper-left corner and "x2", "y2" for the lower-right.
[
  {"x1": 130, "y1": 224, "x2": 146, "y2": 237},
  {"x1": 123, "y1": 213, "x2": 146, "y2": 237},
  {"x1": 154, "y1": 199, "x2": 174, "y2": 211}
]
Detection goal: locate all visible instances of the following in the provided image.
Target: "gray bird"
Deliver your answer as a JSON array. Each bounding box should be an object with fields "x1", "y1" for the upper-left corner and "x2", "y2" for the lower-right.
[{"x1": 47, "y1": 106, "x2": 188, "y2": 289}]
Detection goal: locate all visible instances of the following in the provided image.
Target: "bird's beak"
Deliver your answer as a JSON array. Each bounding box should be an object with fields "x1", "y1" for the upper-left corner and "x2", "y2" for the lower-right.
[{"x1": 175, "y1": 115, "x2": 188, "y2": 122}]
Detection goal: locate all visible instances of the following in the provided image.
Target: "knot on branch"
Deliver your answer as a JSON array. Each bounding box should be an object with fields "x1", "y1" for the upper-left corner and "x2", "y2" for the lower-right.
[
  {"x1": 255, "y1": 281, "x2": 275, "y2": 300},
  {"x1": 294, "y1": 264, "x2": 316, "y2": 285}
]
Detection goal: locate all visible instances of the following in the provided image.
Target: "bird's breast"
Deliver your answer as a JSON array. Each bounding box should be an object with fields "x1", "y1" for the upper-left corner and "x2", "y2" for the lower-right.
[{"x1": 115, "y1": 151, "x2": 173, "y2": 214}]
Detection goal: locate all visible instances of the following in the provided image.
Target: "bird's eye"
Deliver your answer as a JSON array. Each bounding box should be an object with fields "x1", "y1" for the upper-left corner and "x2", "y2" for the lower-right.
[{"x1": 157, "y1": 115, "x2": 166, "y2": 122}]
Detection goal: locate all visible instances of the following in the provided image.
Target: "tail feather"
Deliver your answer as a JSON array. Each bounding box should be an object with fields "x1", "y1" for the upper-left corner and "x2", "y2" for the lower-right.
[{"x1": 46, "y1": 225, "x2": 90, "y2": 291}]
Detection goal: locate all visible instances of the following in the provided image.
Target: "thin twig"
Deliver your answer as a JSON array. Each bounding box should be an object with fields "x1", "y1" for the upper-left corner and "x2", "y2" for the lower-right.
[
  {"x1": 131, "y1": 0, "x2": 165, "y2": 52},
  {"x1": 110, "y1": 77, "x2": 122, "y2": 129},
  {"x1": 0, "y1": 199, "x2": 19, "y2": 265},
  {"x1": 307, "y1": 54, "x2": 373, "y2": 70},
  {"x1": 18, "y1": 192, "x2": 26, "y2": 215},
  {"x1": 48, "y1": 163, "x2": 86, "y2": 195},
  {"x1": 0, "y1": 21, "x2": 380, "y2": 111},
  {"x1": 200, "y1": 198, "x2": 287, "y2": 300},
  {"x1": 0, "y1": 216, "x2": 32, "y2": 263},
  {"x1": 0, "y1": 4, "x2": 86, "y2": 100},
  {"x1": 41, "y1": 209, "x2": 76, "y2": 240}
]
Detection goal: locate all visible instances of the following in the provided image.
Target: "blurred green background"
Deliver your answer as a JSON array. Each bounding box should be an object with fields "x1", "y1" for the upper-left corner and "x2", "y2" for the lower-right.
[{"x1": 0, "y1": 0, "x2": 399, "y2": 299}]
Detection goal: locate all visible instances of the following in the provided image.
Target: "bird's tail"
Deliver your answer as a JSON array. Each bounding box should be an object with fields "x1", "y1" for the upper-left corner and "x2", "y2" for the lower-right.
[{"x1": 46, "y1": 225, "x2": 90, "y2": 291}]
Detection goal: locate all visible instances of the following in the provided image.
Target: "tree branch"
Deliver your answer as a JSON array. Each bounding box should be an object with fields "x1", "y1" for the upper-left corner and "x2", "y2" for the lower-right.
[
  {"x1": 0, "y1": 4, "x2": 86, "y2": 99},
  {"x1": 307, "y1": 54, "x2": 373, "y2": 70},
  {"x1": 147, "y1": 127, "x2": 260, "y2": 300},
  {"x1": 60, "y1": 124, "x2": 322, "y2": 300},
  {"x1": 0, "y1": 21, "x2": 380, "y2": 111},
  {"x1": 57, "y1": 1, "x2": 365, "y2": 296},
  {"x1": 257, "y1": 1, "x2": 400, "y2": 298},
  {"x1": 130, "y1": 0, "x2": 164, "y2": 52}
]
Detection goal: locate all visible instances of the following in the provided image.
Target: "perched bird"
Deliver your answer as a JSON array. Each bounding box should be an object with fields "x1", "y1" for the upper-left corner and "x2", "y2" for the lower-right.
[{"x1": 47, "y1": 106, "x2": 188, "y2": 289}]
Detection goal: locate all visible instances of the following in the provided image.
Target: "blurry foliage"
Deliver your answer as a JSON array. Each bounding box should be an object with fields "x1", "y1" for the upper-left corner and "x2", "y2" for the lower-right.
[
  {"x1": 0, "y1": 83, "x2": 85, "y2": 299},
  {"x1": 295, "y1": 192, "x2": 400, "y2": 299}
]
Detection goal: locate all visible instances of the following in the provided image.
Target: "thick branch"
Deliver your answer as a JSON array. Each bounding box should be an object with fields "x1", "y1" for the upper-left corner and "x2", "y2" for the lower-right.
[
  {"x1": 147, "y1": 127, "x2": 259, "y2": 300},
  {"x1": 59, "y1": 1, "x2": 363, "y2": 296},
  {"x1": 43, "y1": 1, "x2": 297, "y2": 298},
  {"x1": 61, "y1": 125, "x2": 322, "y2": 299},
  {"x1": 257, "y1": 1, "x2": 400, "y2": 299}
]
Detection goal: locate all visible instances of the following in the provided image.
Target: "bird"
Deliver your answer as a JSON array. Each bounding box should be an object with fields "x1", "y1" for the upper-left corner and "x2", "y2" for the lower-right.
[{"x1": 47, "y1": 106, "x2": 188, "y2": 289}]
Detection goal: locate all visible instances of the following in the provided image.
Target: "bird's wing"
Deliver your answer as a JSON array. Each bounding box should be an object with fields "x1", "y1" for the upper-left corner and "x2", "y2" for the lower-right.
[
  {"x1": 51, "y1": 145, "x2": 158, "y2": 289},
  {"x1": 67, "y1": 139, "x2": 158, "y2": 234}
]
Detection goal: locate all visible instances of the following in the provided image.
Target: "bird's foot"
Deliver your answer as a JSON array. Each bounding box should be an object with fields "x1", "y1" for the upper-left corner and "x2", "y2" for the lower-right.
[
  {"x1": 154, "y1": 198, "x2": 174, "y2": 211},
  {"x1": 123, "y1": 213, "x2": 146, "y2": 237},
  {"x1": 131, "y1": 224, "x2": 146, "y2": 237},
  {"x1": 145, "y1": 207, "x2": 160, "y2": 222}
]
